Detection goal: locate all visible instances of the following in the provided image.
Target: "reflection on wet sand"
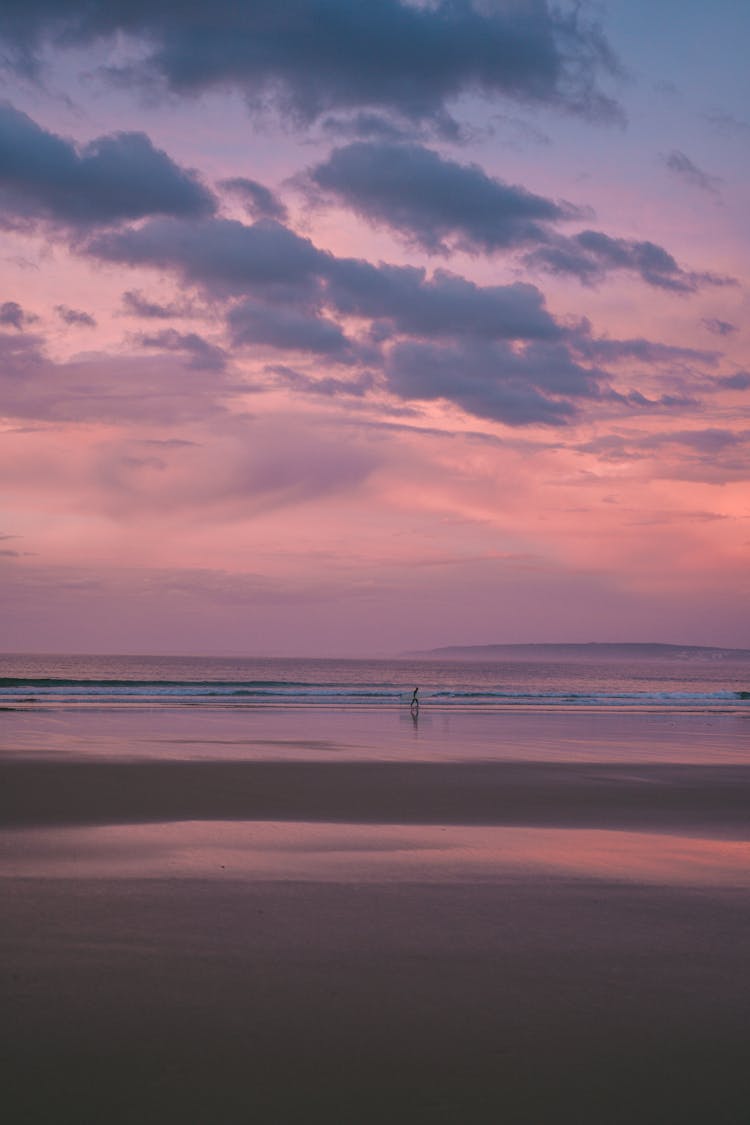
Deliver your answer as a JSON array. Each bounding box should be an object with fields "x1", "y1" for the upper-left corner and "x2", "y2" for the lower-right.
[{"x1": 3, "y1": 819, "x2": 750, "y2": 887}]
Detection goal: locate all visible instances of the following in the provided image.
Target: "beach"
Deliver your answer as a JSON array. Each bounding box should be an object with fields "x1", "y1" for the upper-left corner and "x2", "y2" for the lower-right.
[
  {"x1": 2, "y1": 671, "x2": 750, "y2": 1123},
  {"x1": 5, "y1": 874, "x2": 750, "y2": 1124}
]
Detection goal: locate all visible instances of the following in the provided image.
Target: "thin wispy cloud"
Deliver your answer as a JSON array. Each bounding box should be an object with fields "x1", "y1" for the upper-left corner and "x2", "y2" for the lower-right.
[{"x1": 663, "y1": 150, "x2": 723, "y2": 196}]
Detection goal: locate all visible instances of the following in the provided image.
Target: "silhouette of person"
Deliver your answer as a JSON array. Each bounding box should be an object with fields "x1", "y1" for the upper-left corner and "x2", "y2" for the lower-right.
[{"x1": 410, "y1": 686, "x2": 420, "y2": 726}]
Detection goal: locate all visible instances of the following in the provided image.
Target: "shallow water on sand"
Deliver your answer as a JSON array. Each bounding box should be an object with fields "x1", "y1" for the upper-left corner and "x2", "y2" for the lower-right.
[
  {"x1": 2, "y1": 703, "x2": 750, "y2": 764},
  {"x1": 2, "y1": 704, "x2": 749, "y2": 889}
]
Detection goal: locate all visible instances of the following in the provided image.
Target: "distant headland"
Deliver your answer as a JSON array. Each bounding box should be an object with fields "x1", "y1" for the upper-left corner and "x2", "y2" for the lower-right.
[{"x1": 402, "y1": 642, "x2": 750, "y2": 661}]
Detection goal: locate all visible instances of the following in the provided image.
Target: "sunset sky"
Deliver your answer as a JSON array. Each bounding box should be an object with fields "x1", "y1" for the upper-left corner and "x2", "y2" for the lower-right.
[{"x1": 1, "y1": 0, "x2": 748, "y2": 655}]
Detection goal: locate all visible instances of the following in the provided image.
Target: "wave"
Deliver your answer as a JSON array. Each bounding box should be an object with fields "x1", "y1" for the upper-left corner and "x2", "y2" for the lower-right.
[{"x1": 1, "y1": 676, "x2": 748, "y2": 710}]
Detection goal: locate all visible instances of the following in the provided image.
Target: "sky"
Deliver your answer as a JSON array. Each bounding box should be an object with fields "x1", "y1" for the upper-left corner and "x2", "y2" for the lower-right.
[{"x1": 0, "y1": 0, "x2": 748, "y2": 656}]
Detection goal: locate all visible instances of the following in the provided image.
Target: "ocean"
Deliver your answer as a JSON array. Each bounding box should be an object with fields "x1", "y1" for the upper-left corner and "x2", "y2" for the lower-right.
[{"x1": 2, "y1": 649, "x2": 749, "y2": 711}]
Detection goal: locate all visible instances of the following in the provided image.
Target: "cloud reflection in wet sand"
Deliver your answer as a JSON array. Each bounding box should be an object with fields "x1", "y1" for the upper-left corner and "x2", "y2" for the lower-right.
[{"x1": 4, "y1": 820, "x2": 749, "y2": 887}]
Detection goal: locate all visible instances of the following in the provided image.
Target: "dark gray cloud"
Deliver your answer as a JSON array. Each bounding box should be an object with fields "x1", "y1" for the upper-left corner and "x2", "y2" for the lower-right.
[
  {"x1": 55, "y1": 304, "x2": 96, "y2": 327},
  {"x1": 137, "y1": 439, "x2": 199, "y2": 448},
  {"x1": 584, "y1": 427, "x2": 749, "y2": 461},
  {"x1": 267, "y1": 364, "x2": 375, "y2": 399},
  {"x1": 90, "y1": 218, "x2": 325, "y2": 302},
  {"x1": 320, "y1": 112, "x2": 429, "y2": 143},
  {"x1": 663, "y1": 150, "x2": 722, "y2": 195},
  {"x1": 228, "y1": 300, "x2": 353, "y2": 359},
  {"x1": 385, "y1": 339, "x2": 601, "y2": 426},
  {"x1": 0, "y1": 299, "x2": 34, "y2": 328},
  {"x1": 0, "y1": 101, "x2": 215, "y2": 229},
  {"x1": 219, "y1": 177, "x2": 288, "y2": 221},
  {"x1": 309, "y1": 141, "x2": 581, "y2": 253},
  {"x1": 525, "y1": 229, "x2": 735, "y2": 292},
  {"x1": 619, "y1": 389, "x2": 698, "y2": 411},
  {"x1": 570, "y1": 333, "x2": 718, "y2": 367},
  {"x1": 308, "y1": 142, "x2": 725, "y2": 295},
  {"x1": 0, "y1": 326, "x2": 44, "y2": 376},
  {"x1": 325, "y1": 260, "x2": 560, "y2": 342},
  {"x1": 85, "y1": 211, "x2": 730, "y2": 428},
  {"x1": 576, "y1": 429, "x2": 750, "y2": 483},
  {"x1": 0, "y1": 1, "x2": 622, "y2": 128},
  {"x1": 652, "y1": 428, "x2": 744, "y2": 454},
  {"x1": 121, "y1": 289, "x2": 196, "y2": 319},
  {"x1": 718, "y1": 372, "x2": 750, "y2": 390},
  {"x1": 136, "y1": 329, "x2": 227, "y2": 371},
  {"x1": 702, "y1": 317, "x2": 736, "y2": 337},
  {"x1": 584, "y1": 425, "x2": 750, "y2": 470},
  {"x1": 88, "y1": 216, "x2": 561, "y2": 344}
]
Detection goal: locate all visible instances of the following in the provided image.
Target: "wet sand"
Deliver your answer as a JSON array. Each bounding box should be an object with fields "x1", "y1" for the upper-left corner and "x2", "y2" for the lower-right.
[
  {"x1": 3, "y1": 712, "x2": 750, "y2": 1123},
  {"x1": 2, "y1": 758, "x2": 750, "y2": 834},
  {"x1": 4, "y1": 874, "x2": 750, "y2": 1124}
]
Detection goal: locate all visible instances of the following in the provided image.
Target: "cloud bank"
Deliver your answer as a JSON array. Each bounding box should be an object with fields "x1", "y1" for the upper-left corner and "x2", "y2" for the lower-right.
[
  {"x1": 309, "y1": 141, "x2": 581, "y2": 253},
  {"x1": 0, "y1": 102, "x2": 215, "y2": 230},
  {"x1": 0, "y1": 0, "x2": 622, "y2": 129}
]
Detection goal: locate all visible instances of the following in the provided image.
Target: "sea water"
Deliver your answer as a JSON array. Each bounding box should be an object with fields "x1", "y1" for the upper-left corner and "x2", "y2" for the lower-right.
[{"x1": 1, "y1": 650, "x2": 749, "y2": 710}]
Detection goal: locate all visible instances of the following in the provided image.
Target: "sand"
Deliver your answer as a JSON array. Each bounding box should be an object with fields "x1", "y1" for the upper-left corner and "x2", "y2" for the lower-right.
[
  {"x1": 3, "y1": 758, "x2": 750, "y2": 833},
  {"x1": 3, "y1": 714, "x2": 750, "y2": 1123},
  {"x1": 4, "y1": 875, "x2": 750, "y2": 1124}
]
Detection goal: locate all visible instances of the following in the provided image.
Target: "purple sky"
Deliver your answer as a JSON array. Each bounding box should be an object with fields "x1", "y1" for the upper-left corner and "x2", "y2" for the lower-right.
[{"x1": 0, "y1": 1, "x2": 748, "y2": 655}]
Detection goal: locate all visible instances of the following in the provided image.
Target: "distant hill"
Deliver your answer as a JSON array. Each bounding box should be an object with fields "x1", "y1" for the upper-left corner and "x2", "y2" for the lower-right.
[{"x1": 402, "y1": 642, "x2": 750, "y2": 661}]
